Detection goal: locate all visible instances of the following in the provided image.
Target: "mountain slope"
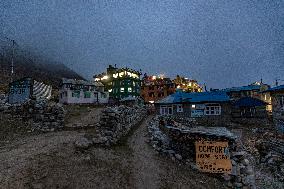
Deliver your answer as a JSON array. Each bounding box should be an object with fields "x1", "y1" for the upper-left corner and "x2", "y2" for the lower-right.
[{"x1": 0, "y1": 53, "x2": 84, "y2": 92}]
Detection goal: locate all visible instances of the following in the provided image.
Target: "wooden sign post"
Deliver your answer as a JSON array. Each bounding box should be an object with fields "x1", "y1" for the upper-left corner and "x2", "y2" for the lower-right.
[{"x1": 195, "y1": 141, "x2": 232, "y2": 173}]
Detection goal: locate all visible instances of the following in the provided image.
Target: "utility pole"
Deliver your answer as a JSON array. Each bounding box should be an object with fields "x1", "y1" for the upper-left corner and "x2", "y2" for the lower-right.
[
  {"x1": 5, "y1": 37, "x2": 16, "y2": 82},
  {"x1": 11, "y1": 39, "x2": 15, "y2": 82}
]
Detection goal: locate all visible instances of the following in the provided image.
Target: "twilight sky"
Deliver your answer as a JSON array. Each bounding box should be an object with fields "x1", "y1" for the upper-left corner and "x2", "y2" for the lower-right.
[{"x1": 1, "y1": 0, "x2": 283, "y2": 88}]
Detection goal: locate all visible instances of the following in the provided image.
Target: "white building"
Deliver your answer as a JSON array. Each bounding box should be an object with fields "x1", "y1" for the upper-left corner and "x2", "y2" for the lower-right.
[{"x1": 59, "y1": 78, "x2": 108, "y2": 104}]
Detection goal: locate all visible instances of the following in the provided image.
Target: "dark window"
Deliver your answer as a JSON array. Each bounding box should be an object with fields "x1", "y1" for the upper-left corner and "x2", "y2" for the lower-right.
[{"x1": 149, "y1": 92, "x2": 155, "y2": 97}]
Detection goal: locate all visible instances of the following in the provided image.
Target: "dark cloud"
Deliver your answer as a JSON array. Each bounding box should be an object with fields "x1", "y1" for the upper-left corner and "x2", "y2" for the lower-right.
[{"x1": 1, "y1": 0, "x2": 283, "y2": 88}]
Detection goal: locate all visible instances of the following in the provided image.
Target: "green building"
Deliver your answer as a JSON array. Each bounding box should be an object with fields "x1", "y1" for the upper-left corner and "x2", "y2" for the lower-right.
[{"x1": 94, "y1": 65, "x2": 141, "y2": 99}]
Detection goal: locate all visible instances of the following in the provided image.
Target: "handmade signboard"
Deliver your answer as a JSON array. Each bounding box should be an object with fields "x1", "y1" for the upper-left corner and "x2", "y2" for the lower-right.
[{"x1": 195, "y1": 141, "x2": 232, "y2": 173}]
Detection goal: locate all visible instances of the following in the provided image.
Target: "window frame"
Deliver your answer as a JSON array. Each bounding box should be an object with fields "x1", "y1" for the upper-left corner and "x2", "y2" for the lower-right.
[{"x1": 204, "y1": 104, "x2": 221, "y2": 115}]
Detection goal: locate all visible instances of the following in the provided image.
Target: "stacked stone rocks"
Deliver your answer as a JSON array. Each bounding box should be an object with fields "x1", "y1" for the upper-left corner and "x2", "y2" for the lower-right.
[
  {"x1": 30, "y1": 100, "x2": 65, "y2": 132},
  {"x1": 93, "y1": 105, "x2": 147, "y2": 145},
  {"x1": 147, "y1": 116, "x2": 257, "y2": 189},
  {"x1": 227, "y1": 152, "x2": 256, "y2": 188},
  {"x1": 147, "y1": 116, "x2": 171, "y2": 153},
  {"x1": 0, "y1": 99, "x2": 65, "y2": 132}
]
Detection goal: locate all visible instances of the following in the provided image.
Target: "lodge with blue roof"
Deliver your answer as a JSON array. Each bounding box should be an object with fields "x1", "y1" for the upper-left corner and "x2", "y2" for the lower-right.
[{"x1": 155, "y1": 91, "x2": 232, "y2": 125}]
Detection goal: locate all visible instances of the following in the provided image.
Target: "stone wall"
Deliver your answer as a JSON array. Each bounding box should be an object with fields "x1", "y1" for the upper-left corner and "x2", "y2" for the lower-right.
[
  {"x1": 30, "y1": 100, "x2": 65, "y2": 132},
  {"x1": 93, "y1": 105, "x2": 147, "y2": 145},
  {"x1": 0, "y1": 99, "x2": 65, "y2": 132},
  {"x1": 148, "y1": 116, "x2": 257, "y2": 188}
]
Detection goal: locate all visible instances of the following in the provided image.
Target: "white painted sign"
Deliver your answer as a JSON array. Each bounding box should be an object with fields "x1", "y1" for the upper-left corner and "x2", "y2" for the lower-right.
[{"x1": 191, "y1": 109, "x2": 204, "y2": 117}]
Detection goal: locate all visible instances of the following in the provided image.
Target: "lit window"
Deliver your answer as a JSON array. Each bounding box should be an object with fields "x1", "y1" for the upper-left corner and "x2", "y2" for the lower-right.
[
  {"x1": 102, "y1": 75, "x2": 108, "y2": 80},
  {"x1": 191, "y1": 104, "x2": 196, "y2": 109},
  {"x1": 177, "y1": 105, "x2": 183, "y2": 112},
  {"x1": 127, "y1": 72, "x2": 132, "y2": 77},
  {"x1": 128, "y1": 87, "x2": 132, "y2": 92},
  {"x1": 120, "y1": 88, "x2": 124, "y2": 92},
  {"x1": 113, "y1": 73, "x2": 118, "y2": 78},
  {"x1": 108, "y1": 89, "x2": 112, "y2": 92},
  {"x1": 119, "y1": 72, "x2": 124, "y2": 77}
]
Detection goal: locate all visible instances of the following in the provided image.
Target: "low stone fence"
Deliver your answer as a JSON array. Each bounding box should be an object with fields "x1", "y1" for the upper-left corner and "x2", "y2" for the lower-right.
[
  {"x1": 30, "y1": 100, "x2": 65, "y2": 132},
  {"x1": 74, "y1": 105, "x2": 147, "y2": 149},
  {"x1": 92, "y1": 105, "x2": 147, "y2": 146},
  {"x1": 147, "y1": 116, "x2": 257, "y2": 188},
  {"x1": 0, "y1": 99, "x2": 65, "y2": 132}
]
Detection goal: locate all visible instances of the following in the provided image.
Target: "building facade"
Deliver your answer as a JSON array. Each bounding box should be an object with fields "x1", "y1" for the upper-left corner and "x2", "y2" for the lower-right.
[
  {"x1": 155, "y1": 91, "x2": 231, "y2": 119},
  {"x1": 223, "y1": 82, "x2": 272, "y2": 112},
  {"x1": 140, "y1": 75, "x2": 176, "y2": 103},
  {"x1": 8, "y1": 77, "x2": 52, "y2": 104},
  {"x1": 59, "y1": 78, "x2": 108, "y2": 104},
  {"x1": 172, "y1": 75, "x2": 203, "y2": 92},
  {"x1": 94, "y1": 65, "x2": 141, "y2": 99}
]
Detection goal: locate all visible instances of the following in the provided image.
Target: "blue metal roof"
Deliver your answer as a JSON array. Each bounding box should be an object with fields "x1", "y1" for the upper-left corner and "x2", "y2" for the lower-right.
[
  {"x1": 156, "y1": 91, "x2": 230, "y2": 104},
  {"x1": 265, "y1": 85, "x2": 284, "y2": 92},
  {"x1": 233, "y1": 97, "x2": 266, "y2": 107},
  {"x1": 223, "y1": 85, "x2": 261, "y2": 92}
]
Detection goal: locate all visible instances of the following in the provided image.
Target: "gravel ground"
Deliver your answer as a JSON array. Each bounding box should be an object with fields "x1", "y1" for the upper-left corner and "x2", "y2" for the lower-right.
[{"x1": 0, "y1": 116, "x2": 226, "y2": 189}]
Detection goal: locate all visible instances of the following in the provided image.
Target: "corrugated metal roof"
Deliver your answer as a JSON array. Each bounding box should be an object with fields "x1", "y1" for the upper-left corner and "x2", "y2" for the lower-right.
[
  {"x1": 223, "y1": 85, "x2": 261, "y2": 92},
  {"x1": 233, "y1": 97, "x2": 266, "y2": 107},
  {"x1": 156, "y1": 91, "x2": 230, "y2": 104},
  {"x1": 62, "y1": 78, "x2": 104, "y2": 87},
  {"x1": 265, "y1": 85, "x2": 284, "y2": 92}
]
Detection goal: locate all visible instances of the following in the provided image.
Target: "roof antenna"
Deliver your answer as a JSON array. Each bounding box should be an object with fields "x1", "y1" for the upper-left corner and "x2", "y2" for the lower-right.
[{"x1": 204, "y1": 83, "x2": 207, "y2": 92}]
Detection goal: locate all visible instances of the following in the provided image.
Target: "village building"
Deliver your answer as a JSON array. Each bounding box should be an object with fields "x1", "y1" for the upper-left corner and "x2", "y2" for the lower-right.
[
  {"x1": 264, "y1": 85, "x2": 284, "y2": 133},
  {"x1": 223, "y1": 82, "x2": 272, "y2": 112},
  {"x1": 140, "y1": 75, "x2": 176, "y2": 104},
  {"x1": 59, "y1": 78, "x2": 108, "y2": 104},
  {"x1": 8, "y1": 77, "x2": 52, "y2": 104},
  {"x1": 172, "y1": 75, "x2": 203, "y2": 92},
  {"x1": 223, "y1": 82, "x2": 270, "y2": 100},
  {"x1": 266, "y1": 85, "x2": 284, "y2": 116},
  {"x1": 231, "y1": 97, "x2": 268, "y2": 118},
  {"x1": 94, "y1": 65, "x2": 141, "y2": 99},
  {"x1": 155, "y1": 91, "x2": 231, "y2": 122}
]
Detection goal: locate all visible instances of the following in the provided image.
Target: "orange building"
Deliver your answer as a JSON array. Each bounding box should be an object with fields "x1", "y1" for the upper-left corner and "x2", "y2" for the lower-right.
[{"x1": 141, "y1": 75, "x2": 176, "y2": 103}]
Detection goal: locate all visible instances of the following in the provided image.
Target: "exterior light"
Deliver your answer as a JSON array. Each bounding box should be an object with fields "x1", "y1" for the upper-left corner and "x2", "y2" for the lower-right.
[
  {"x1": 149, "y1": 101, "x2": 154, "y2": 103},
  {"x1": 192, "y1": 104, "x2": 196, "y2": 109},
  {"x1": 177, "y1": 85, "x2": 180, "y2": 89},
  {"x1": 152, "y1": 76, "x2": 157, "y2": 80},
  {"x1": 102, "y1": 75, "x2": 108, "y2": 80}
]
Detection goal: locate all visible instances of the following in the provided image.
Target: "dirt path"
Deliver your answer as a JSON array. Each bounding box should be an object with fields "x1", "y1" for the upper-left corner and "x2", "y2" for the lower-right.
[
  {"x1": 129, "y1": 117, "x2": 162, "y2": 189},
  {"x1": 65, "y1": 106, "x2": 103, "y2": 128},
  {"x1": 128, "y1": 117, "x2": 225, "y2": 189},
  {"x1": 0, "y1": 115, "x2": 225, "y2": 189}
]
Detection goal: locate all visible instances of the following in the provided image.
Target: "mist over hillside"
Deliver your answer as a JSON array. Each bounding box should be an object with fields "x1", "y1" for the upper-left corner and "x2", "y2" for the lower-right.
[{"x1": 0, "y1": 39, "x2": 84, "y2": 92}]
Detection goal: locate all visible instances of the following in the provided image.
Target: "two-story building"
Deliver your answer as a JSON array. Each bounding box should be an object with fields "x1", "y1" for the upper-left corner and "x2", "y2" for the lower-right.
[
  {"x1": 59, "y1": 78, "x2": 108, "y2": 104},
  {"x1": 94, "y1": 65, "x2": 141, "y2": 99},
  {"x1": 140, "y1": 75, "x2": 176, "y2": 103}
]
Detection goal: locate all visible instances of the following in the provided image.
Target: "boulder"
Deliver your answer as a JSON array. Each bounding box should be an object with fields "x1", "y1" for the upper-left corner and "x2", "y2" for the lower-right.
[{"x1": 74, "y1": 137, "x2": 92, "y2": 150}]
